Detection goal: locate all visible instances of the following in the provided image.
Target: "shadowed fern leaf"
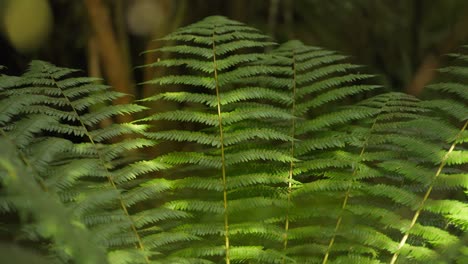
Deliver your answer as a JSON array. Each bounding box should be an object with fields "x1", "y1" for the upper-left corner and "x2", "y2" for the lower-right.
[
  {"x1": 0, "y1": 61, "x2": 187, "y2": 263},
  {"x1": 0, "y1": 138, "x2": 108, "y2": 263}
]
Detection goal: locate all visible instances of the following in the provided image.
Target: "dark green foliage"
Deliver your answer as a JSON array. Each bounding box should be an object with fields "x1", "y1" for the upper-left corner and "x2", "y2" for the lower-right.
[
  {"x1": 0, "y1": 138, "x2": 108, "y2": 264},
  {"x1": 0, "y1": 16, "x2": 467, "y2": 264},
  {"x1": 0, "y1": 61, "x2": 183, "y2": 263}
]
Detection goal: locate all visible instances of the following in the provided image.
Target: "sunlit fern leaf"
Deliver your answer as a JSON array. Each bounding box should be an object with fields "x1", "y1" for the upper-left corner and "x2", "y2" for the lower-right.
[
  {"x1": 383, "y1": 49, "x2": 468, "y2": 264},
  {"x1": 249, "y1": 40, "x2": 383, "y2": 262},
  {"x1": 291, "y1": 92, "x2": 451, "y2": 263},
  {"x1": 140, "y1": 15, "x2": 295, "y2": 263},
  {"x1": 304, "y1": 82, "x2": 466, "y2": 264}
]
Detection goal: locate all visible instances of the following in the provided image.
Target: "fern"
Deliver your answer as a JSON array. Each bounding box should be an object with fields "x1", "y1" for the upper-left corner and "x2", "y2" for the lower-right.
[
  {"x1": 0, "y1": 138, "x2": 108, "y2": 263},
  {"x1": 244, "y1": 40, "x2": 381, "y2": 263},
  {"x1": 0, "y1": 16, "x2": 467, "y2": 264},
  {"x1": 140, "y1": 16, "x2": 297, "y2": 263},
  {"x1": 383, "y1": 48, "x2": 468, "y2": 264},
  {"x1": 0, "y1": 61, "x2": 184, "y2": 263}
]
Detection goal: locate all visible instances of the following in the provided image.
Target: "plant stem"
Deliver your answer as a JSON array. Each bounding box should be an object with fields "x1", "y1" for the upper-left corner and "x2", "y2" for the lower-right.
[
  {"x1": 212, "y1": 30, "x2": 230, "y2": 264},
  {"x1": 283, "y1": 52, "x2": 297, "y2": 260},
  {"x1": 389, "y1": 120, "x2": 468, "y2": 264},
  {"x1": 322, "y1": 101, "x2": 384, "y2": 264},
  {"x1": 47, "y1": 67, "x2": 150, "y2": 264}
]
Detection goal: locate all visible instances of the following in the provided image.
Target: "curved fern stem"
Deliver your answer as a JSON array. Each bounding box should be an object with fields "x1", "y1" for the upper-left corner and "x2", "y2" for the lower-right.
[
  {"x1": 389, "y1": 120, "x2": 468, "y2": 264},
  {"x1": 47, "y1": 69, "x2": 150, "y2": 264},
  {"x1": 321, "y1": 134, "x2": 373, "y2": 264},
  {"x1": 322, "y1": 103, "x2": 383, "y2": 264},
  {"x1": 212, "y1": 31, "x2": 231, "y2": 264},
  {"x1": 283, "y1": 53, "x2": 297, "y2": 258}
]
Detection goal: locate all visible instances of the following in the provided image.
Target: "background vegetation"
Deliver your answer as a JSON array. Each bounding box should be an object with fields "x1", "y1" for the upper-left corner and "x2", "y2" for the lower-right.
[{"x1": 3, "y1": 0, "x2": 468, "y2": 96}]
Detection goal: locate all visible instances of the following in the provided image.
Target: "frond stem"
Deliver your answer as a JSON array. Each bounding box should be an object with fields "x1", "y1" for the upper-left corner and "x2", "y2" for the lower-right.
[
  {"x1": 46, "y1": 68, "x2": 150, "y2": 264},
  {"x1": 212, "y1": 31, "x2": 231, "y2": 264},
  {"x1": 389, "y1": 120, "x2": 468, "y2": 264},
  {"x1": 322, "y1": 102, "x2": 384, "y2": 264},
  {"x1": 283, "y1": 52, "x2": 297, "y2": 259}
]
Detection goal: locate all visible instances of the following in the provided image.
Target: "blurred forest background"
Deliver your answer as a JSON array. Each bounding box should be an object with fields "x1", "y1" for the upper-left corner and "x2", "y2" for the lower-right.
[{"x1": 2, "y1": 0, "x2": 468, "y2": 101}]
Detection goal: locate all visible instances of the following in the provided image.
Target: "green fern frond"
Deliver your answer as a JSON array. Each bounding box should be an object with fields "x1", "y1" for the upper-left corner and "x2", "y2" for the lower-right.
[
  {"x1": 251, "y1": 40, "x2": 383, "y2": 262},
  {"x1": 386, "y1": 50, "x2": 468, "y2": 264},
  {"x1": 0, "y1": 60, "x2": 193, "y2": 263},
  {"x1": 2, "y1": 16, "x2": 468, "y2": 264},
  {"x1": 122, "y1": 178, "x2": 173, "y2": 207},
  {"x1": 0, "y1": 138, "x2": 108, "y2": 263},
  {"x1": 140, "y1": 16, "x2": 297, "y2": 263}
]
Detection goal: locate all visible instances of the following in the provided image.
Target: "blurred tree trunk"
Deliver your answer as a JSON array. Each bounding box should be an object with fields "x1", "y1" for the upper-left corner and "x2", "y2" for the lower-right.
[
  {"x1": 142, "y1": 0, "x2": 179, "y2": 101},
  {"x1": 267, "y1": 0, "x2": 280, "y2": 40},
  {"x1": 141, "y1": 0, "x2": 187, "y2": 97},
  {"x1": 411, "y1": 0, "x2": 422, "y2": 72},
  {"x1": 87, "y1": 36, "x2": 112, "y2": 128},
  {"x1": 114, "y1": 0, "x2": 132, "y2": 75},
  {"x1": 229, "y1": 0, "x2": 248, "y2": 21},
  {"x1": 284, "y1": 0, "x2": 294, "y2": 39},
  {"x1": 84, "y1": 0, "x2": 135, "y2": 122},
  {"x1": 142, "y1": 0, "x2": 188, "y2": 157},
  {"x1": 406, "y1": 7, "x2": 468, "y2": 96}
]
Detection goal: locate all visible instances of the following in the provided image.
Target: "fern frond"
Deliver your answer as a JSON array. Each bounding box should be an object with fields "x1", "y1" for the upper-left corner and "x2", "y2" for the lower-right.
[
  {"x1": 3, "y1": 16, "x2": 467, "y2": 264},
  {"x1": 139, "y1": 16, "x2": 298, "y2": 263},
  {"x1": 0, "y1": 60, "x2": 193, "y2": 263},
  {"x1": 387, "y1": 50, "x2": 468, "y2": 264},
  {"x1": 0, "y1": 138, "x2": 108, "y2": 263},
  {"x1": 252, "y1": 40, "x2": 383, "y2": 262}
]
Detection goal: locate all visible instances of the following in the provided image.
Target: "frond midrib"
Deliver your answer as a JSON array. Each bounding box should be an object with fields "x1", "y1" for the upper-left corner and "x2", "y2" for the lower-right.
[{"x1": 42, "y1": 64, "x2": 150, "y2": 264}]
